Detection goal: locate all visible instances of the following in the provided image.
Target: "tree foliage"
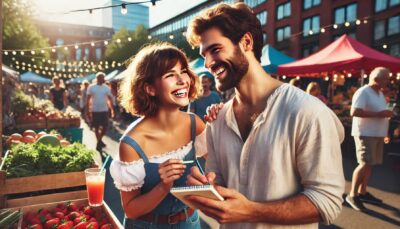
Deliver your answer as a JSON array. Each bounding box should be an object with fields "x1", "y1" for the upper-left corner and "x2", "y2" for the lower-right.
[
  {"x1": 105, "y1": 25, "x2": 154, "y2": 68},
  {"x1": 2, "y1": 0, "x2": 50, "y2": 66}
]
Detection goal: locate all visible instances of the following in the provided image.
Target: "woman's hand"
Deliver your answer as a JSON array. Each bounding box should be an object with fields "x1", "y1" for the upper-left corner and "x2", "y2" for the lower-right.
[
  {"x1": 204, "y1": 103, "x2": 224, "y2": 122},
  {"x1": 158, "y1": 159, "x2": 186, "y2": 191}
]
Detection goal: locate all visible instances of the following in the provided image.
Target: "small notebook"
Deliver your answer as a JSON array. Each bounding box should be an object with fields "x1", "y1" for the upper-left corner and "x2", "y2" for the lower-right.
[{"x1": 171, "y1": 185, "x2": 224, "y2": 209}]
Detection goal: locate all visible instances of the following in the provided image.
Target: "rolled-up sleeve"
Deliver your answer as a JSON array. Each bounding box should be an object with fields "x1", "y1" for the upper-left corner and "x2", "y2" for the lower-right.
[{"x1": 296, "y1": 107, "x2": 345, "y2": 224}]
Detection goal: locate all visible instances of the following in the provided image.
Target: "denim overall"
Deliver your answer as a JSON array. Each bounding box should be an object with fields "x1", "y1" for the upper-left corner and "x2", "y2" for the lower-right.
[{"x1": 123, "y1": 114, "x2": 201, "y2": 229}]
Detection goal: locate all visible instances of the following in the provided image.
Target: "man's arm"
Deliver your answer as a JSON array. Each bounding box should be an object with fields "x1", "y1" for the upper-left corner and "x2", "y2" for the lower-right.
[
  {"x1": 63, "y1": 90, "x2": 69, "y2": 108},
  {"x1": 107, "y1": 95, "x2": 115, "y2": 118},
  {"x1": 351, "y1": 107, "x2": 393, "y2": 118}
]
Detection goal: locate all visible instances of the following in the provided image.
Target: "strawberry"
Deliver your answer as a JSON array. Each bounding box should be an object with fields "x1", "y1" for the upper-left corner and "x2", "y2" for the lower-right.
[
  {"x1": 83, "y1": 207, "x2": 94, "y2": 216},
  {"x1": 29, "y1": 224, "x2": 43, "y2": 229},
  {"x1": 74, "y1": 222, "x2": 88, "y2": 229},
  {"x1": 67, "y1": 202, "x2": 79, "y2": 212},
  {"x1": 100, "y1": 224, "x2": 112, "y2": 229},
  {"x1": 86, "y1": 221, "x2": 99, "y2": 229},
  {"x1": 45, "y1": 218, "x2": 60, "y2": 229},
  {"x1": 54, "y1": 211, "x2": 65, "y2": 219},
  {"x1": 67, "y1": 211, "x2": 81, "y2": 220}
]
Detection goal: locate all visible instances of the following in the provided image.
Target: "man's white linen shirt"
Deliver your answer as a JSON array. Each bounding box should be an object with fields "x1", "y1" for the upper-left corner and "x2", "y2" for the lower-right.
[{"x1": 206, "y1": 84, "x2": 345, "y2": 229}]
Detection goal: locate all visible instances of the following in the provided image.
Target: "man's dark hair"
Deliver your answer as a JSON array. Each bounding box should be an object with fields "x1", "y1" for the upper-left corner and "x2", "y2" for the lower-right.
[{"x1": 186, "y1": 2, "x2": 263, "y2": 62}]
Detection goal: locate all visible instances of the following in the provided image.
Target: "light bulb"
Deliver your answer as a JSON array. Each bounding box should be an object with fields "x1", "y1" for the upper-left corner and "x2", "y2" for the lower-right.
[{"x1": 121, "y1": 3, "x2": 128, "y2": 15}]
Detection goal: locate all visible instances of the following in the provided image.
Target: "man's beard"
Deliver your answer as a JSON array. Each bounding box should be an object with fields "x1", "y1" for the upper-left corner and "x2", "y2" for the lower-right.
[{"x1": 215, "y1": 46, "x2": 249, "y2": 92}]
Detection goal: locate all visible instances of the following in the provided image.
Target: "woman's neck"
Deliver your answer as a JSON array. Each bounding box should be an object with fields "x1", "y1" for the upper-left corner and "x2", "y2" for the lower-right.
[{"x1": 148, "y1": 108, "x2": 184, "y2": 131}]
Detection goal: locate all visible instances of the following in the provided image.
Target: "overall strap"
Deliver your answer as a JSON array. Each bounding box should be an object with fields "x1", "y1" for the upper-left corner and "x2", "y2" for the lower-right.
[
  {"x1": 120, "y1": 135, "x2": 149, "y2": 163},
  {"x1": 189, "y1": 113, "x2": 196, "y2": 161}
]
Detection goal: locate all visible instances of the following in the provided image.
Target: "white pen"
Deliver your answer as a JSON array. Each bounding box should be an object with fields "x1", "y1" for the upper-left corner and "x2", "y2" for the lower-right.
[{"x1": 182, "y1": 160, "x2": 194, "y2": 164}]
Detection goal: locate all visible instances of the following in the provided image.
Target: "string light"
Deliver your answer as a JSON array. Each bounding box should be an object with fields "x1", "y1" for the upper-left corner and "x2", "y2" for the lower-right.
[{"x1": 121, "y1": 3, "x2": 128, "y2": 15}]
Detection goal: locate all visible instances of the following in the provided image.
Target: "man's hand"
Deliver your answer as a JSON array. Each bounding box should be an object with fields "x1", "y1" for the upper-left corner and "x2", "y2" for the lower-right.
[
  {"x1": 86, "y1": 111, "x2": 92, "y2": 122},
  {"x1": 379, "y1": 110, "x2": 394, "y2": 118},
  {"x1": 204, "y1": 103, "x2": 224, "y2": 122},
  {"x1": 187, "y1": 186, "x2": 255, "y2": 224}
]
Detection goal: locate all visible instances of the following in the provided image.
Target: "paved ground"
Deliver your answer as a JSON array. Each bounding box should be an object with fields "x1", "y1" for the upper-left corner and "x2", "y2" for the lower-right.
[{"x1": 82, "y1": 118, "x2": 400, "y2": 229}]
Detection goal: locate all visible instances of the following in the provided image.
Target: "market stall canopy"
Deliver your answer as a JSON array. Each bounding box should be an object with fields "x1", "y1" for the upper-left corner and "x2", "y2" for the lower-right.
[
  {"x1": 2, "y1": 65, "x2": 19, "y2": 81},
  {"x1": 278, "y1": 35, "x2": 400, "y2": 76},
  {"x1": 261, "y1": 45, "x2": 296, "y2": 74},
  {"x1": 67, "y1": 73, "x2": 96, "y2": 84},
  {"x1": 112, "y1": 68, "x2": 129, "y2": 81},
  {"x1": 20, "y1": 71, "x2": 52, "y2": 84},
  {"x1": 105, "y1": 70, "x2": 119, "y2": 81},
  {"x1": 189, "y1": 57, "x2": 210, "y2": 76}
]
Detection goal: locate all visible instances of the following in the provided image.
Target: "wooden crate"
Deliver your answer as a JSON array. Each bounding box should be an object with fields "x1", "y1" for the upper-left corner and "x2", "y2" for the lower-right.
[
  {"x1": 15, "y1": 120, "x2": 47, "y2": 130},
  {"x1": 11, "y1": 198, "x2": 123, "y2": 229},
  {"x1": 0, "y1": 170, "x2": 87, "y2": 208}
]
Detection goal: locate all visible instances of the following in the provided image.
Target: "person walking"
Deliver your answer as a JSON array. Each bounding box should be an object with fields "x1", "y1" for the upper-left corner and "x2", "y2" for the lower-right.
[
  {"x1": 190, "y1": 74, "x2": 221, "y2": 121},
  {"x1": 86, "y1": 72, "x2": 115, "y2": 151},
  {"x1": 345, "y1": 67, "x2": 393, "y2": 211},
  {"x1": 49, "y1": 77, "x2": 68, "y2": 110},
  {"x1": 185, "y1": 3, "x2": 345, "y2": 228}
]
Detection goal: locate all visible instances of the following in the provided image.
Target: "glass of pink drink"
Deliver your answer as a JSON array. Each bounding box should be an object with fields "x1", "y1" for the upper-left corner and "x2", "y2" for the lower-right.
[{"x1": 85, "y1": 168, "x2": 106, "y2": 207}]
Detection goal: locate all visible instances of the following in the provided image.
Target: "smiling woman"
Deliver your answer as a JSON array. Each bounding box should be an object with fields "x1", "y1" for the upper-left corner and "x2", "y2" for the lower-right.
[{"x1": 109, "y1": 42, "x2": 208, "y2": 229}]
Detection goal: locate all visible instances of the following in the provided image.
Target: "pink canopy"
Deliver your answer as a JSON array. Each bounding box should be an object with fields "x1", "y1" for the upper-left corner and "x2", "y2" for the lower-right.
[{"x1": 278, "y1": 35, "x2": 400, "y2": 76}]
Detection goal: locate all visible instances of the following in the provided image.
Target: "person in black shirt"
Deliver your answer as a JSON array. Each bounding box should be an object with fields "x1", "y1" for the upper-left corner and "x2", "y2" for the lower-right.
[{"x1": 49, "y1": 77, "x2": 68, "y2": 110}]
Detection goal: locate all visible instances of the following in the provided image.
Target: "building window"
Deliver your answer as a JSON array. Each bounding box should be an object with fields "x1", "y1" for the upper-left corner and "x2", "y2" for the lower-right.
[
  {"x1": 257, "y1": 11, "x2": 267, "y2": 25},
  {"x1": 95, "y1": 48, "x2": 102, "y2": 60},
  {"x1": 303, "y1": 15, "x2": 320, "y2": 37},
  {"x1": 302, "y1": 43, "x2": 319, "y2": 57},
  {"x1": 390, "y1": 44, "x2": 400, "y2": 57},
  {"x1": 374, "y1": 15, "x2": 400, "y2": 40},
  {"x1": 84, "y1": 48, "x2": 89, "y2": 61},
  {"x1": 375, "y1": 0, "x2": 400, "y2": 12},
  {"x1": 334, "y1": 3, "x2": 357, "y2": 24},
  {"x1": 388, "y1": 15, "x2": 400, "y2": 36},
  {"x1": 277, "y1": 2, "x2": 291, "y2": 20},
  {"x1": 244, "y1": 0, "x2": 265, "y2": 8},
  {"x1": 75, "y1": 48, "x2": 82, "y2": 61},
  {"x1": 374, "y1": 20, "x2": 386, "y2": 40},
  {"x1": 276, "y1": 26, "x2": 291, "y2": 42},
  {"x1": 304, "y1": 0, "x2": 320, "y2": 10},
  {"x1": 263, "y1": 32, "x2": 268, "y2": 44}
]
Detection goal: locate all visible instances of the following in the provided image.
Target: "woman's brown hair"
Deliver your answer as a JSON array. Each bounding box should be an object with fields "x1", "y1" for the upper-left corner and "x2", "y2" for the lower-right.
[{"x1": 119, "y1": 42, "x2": 199, "y2": 117}]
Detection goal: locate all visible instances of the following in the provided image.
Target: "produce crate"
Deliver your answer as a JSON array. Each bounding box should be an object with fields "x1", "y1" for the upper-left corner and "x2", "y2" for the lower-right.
[
  {"x1": 47, "y1": 119, "x2": 70, "y2": 129},
  {"x1": 57, "y1": 127, "x2": 83, "y2": 143},
  {"x1": 68, "y1": 117, "x2": 81, "y2": 128},
  {"x1": 0, "y1": 170, "x2": 87, "y2": 209},
  {"x1": 8, "y1": 199, "x2": 123, "y2": 229},
  {"x1": 15, "y1": 120, "x2": 47, "y2": 130}
]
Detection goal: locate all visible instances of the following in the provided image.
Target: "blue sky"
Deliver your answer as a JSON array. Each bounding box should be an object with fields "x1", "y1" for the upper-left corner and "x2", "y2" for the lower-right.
[{"x1": 33, "y1": 0, "x2": 206, "y2": 27}]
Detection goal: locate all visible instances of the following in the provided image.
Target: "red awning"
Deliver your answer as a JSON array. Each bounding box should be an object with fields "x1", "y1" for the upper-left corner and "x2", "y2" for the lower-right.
[{"x1": 277, "y1": 35, "x2": 400, "y2": 76}]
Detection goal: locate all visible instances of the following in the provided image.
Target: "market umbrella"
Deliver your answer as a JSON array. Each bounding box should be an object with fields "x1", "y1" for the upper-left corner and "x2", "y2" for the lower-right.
[
  {"x1": 20, "y1": 71, "x2": 52, "y2": 84},
  {"x1": 2, "y1": 65, "x2": 19, "y2": 82},
  {"x1": 105, "y1": 70, "x2": 119, "y2": 81},
  {"x1": 261, "y1": 45, "x2": 296, "y2": 74}
]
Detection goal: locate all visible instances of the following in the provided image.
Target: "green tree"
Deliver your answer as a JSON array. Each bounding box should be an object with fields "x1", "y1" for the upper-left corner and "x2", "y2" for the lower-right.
[
  {"x1": 2, "y1": 0, "x2": 50, "y2": 66},
  {"x1": 105, "y1": 25, "x2": 154, "y2": 68}
]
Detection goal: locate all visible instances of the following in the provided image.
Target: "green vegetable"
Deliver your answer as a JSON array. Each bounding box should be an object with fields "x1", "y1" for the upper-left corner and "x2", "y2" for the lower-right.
[
  {"x1": 4, "y1": 142, "x2": 96, "y2": 178},
  {"x1": 0, "y1": 210, "x2": 21, "y2": 228}
]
